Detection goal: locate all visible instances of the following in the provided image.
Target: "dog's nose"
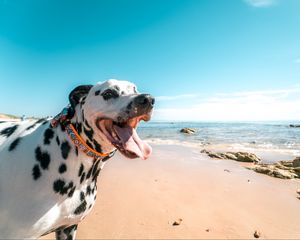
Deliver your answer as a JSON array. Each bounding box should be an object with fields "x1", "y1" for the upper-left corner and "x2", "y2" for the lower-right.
[{"x1": 134, "y1": 94, "x2": 155, "y2": 108}]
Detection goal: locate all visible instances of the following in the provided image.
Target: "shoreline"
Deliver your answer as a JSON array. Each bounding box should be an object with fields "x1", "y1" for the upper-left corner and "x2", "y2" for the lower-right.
[{"x1": 146, "y1": 139, "x2": 299, "y2": 163}]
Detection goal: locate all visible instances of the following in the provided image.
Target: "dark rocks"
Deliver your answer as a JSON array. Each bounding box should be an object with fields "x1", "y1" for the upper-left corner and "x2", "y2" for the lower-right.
[
  {"x1": 289, "y1": 124, "x2": 300, "y2": 128},
  {"x1": 247, "y1": 165, "x2": 297, "y2": 179},
  {"x1": 202, "y1": 149, "x2": 300, "y2": 179},
  {"x1": 246, "y1": 157, "x2": 300, "y2": 179},
  {"x1": 254, "y1": 230, "x2": 261, "y2": 238},
  {"x1": 172, "y1": 218, "x2": 183, "y2": 226},
  {"x1": 201, "y1": 149, "x2": 261, "y2": 163},
  {"x1": 296, "y1": 189, "x2": 300, "y2": 199},
  {"x1": 292, "y1": 157, "x2": 300, "y2": 168},
  {"x1": 180, "y1": 128, "x2": 196, "y2": 134}
]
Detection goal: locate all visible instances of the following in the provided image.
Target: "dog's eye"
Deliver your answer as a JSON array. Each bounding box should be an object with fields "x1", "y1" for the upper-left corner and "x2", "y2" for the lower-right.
[{"x1": 101, "y1": 89, "x2": 119, "y2": 100}]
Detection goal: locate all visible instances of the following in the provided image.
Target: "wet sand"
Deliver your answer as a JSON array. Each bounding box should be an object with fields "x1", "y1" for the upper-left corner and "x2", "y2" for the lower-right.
[{"x1": 42, "y1": 144, "x2": 300, "y2": 239}]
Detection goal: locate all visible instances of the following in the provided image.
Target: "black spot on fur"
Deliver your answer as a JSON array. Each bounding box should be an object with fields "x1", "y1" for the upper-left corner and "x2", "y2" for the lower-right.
[
  {"x1": 75, "y1": 146, "x2": 78, "y2": 156},
  {"x1": 86, "y1": 140, "x2": 93, "y2": 149},
  {"x1": 55, "y1": 224, "x2": 77, "y2": 240},
  {"x1": 32, "y1": 164, "x2": 41, "y2": 180},
  {"x1": 44, "y1": 128, "x2": 54, "y2": 145},
  {"x1": 63, "y1": 224, "x2": 77, "y2": 235},
  {"x1": 75, "y1": 122, "x2": 82, "y2": 135},
  {"x1": 53, "y1": 179, "x2": 66, "y2": 194},
  {"x1": 95, "y1": 90, "x2": 100, "y2": 96},
  {"x1": 82, "y1": 110, "x2": 85, "y2": 122},
  {"x1": 35, "y1": 147, "x2": 51, "y2": 170},
  {"x1": 67, "y1": 181, "x2": 74, "y2": 189},
  {"x1": 56, "y1": 136, "x2": 60, "y2": 146},
  {"x1": 61, "y1": 141, "x2": 71, "y2": 159},
  {"x1": 0, "y1": 125, "x2": 18, "y2": 137},
  {"x1": 86, "y1": 185, "x2": 92, "y2": 195},
  {"x1": 42, "y1": 121, "x2": 48, "y2": 125},
  {"x1": 84, "y1": 119, "x2": 91, "y2": 129},
  {"x1": 59, "y1": 163, "x2": 67, "y2": 174},
  {"x1": 86, "y1": 165, "x2": 93, "y2": 179},
  {"x1": 88, "y1": 204, "x2": 92, "y2": 209},
  {"x1": 78, "y1": 164, "x2": 84, "y2": 177},
  {"x1": 74, "y1": 200, "x2": 87, "y2": 215},
  {"x1": 92, "y1": 160, "x2": 100, "y2": 177},
  {"x1": 8, "y1": 137, "x2": 21, "y2": 151},
  {"x1": 68, "y1": 186, "x2": 76, "y2": 198},
  {"x1": 36, "y1": 118, "x2": 46, "y2": 124},
  {"x1": 53, "y1": 179, "x2": 73, "y2": 195},
  {"x1": 102, "y1": 155, "x2": 111, "y2": 162},
  {"x1": 26, "y1": 123, "x2": 37, "y2": 130},
  {"x1": 93, "y1": 139, "x2": 102, "y2": 153},
  {"x1": 92, "y1": 169, "x2": 101, "y2": 182},
  {"x1": 60, "y1": 123, "x2": 66, "y2": 132},
  {"x1": 80, "y1": 172, "x2": 86, "y2": 184},
  {"x1": 80, "y1": 191, "x2": 85, "y2": 201},
  {"x1": 83, "y1": 127, "x2": 93, "y2": 142},
  {"x1": 0, "y1": 121, "x2": 4, "y2": 124},
  {"x1": 126, "y1": 102, "x2": 133, "y2": 110},
  {"x1": 94, "y1": 195, "x2": 97, "y2": 200}
]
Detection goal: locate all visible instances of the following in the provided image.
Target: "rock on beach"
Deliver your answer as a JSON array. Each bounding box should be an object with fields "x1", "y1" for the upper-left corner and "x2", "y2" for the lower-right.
[
  {"x1": 201, "y1": 149, "x2": 300, "y2": 179},
  {"x1": 247, "y1": 157, "x2": 300, "y2": 179},
  {"x1": 201, "y1": 149, "x2": 261, "y2": 163}
]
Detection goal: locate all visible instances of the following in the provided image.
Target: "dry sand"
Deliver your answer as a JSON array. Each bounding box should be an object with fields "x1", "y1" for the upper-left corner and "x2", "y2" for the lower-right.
[{"x1": 42, "y1": 144, "x2": 300, "y2": 239}]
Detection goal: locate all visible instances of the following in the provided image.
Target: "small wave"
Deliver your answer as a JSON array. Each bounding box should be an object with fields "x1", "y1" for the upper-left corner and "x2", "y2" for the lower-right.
[
  {"x1": 145, "y1": 138, "x2": 204, "y2": 149},
  {"x1": 146, "y1": 138, "x2": 300, "y2": 157}
]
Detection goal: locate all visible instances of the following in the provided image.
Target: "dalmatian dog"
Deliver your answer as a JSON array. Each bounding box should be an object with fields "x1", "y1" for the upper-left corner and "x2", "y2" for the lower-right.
[{"x1": 0, "y1": 79, "x2": 154, "y2": 239}]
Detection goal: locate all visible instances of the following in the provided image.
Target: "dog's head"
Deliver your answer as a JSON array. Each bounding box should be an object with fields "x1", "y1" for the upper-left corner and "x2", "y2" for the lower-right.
[{"x1": 69, "y1": 79, "x2": 154, "y2": 160}]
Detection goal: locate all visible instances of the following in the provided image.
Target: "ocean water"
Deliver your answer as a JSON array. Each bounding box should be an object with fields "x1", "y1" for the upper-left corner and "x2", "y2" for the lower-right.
[{"x1": 137, "y1": 121, "x2": 300, "y2": 156}]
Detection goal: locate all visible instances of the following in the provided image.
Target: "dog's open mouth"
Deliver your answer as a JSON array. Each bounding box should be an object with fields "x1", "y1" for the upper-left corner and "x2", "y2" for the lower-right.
[{"x1": 96, "y1": 114, "x2": 152, "y2": 160}]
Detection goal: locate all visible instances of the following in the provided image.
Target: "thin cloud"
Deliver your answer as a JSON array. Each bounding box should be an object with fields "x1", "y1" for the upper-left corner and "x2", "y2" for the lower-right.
[
  {"x1": 156, "y1": 94, "x2": 198, "y2": 101},
  {"x1": 244, "y1": 0, "x2": 277, "y2": 7},
  {"x1": 153, "y1": 86, "x2": 300, "y2": 121},
  {"x1": 214, "y1": 86, "x2": 300, "y2": 101}
]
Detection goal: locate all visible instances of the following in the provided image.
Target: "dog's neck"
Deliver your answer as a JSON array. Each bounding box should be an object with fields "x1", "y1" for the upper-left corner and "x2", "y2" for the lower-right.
[{"x1": 70, "y1": 106, "x2": 116, "y2": 155}]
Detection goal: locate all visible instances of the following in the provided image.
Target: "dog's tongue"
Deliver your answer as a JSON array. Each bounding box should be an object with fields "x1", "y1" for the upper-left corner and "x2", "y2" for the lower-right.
[{"x1": 113, "y1": 125, "x2": 152, "y2": 160}]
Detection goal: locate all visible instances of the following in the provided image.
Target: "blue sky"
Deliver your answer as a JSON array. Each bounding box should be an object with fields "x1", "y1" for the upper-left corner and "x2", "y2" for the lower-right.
[{"x1": 0, "y1": 0, "x2": 300, "y2": 121}]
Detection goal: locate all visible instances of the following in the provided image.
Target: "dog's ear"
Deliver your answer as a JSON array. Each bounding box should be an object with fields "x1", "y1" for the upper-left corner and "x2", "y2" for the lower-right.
[{"x1": 69, "y1": 85, "x2": 93, "y2": 108}]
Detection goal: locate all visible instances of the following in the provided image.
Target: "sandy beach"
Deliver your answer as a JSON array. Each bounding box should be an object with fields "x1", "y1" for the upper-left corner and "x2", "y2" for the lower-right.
[{"x1": 42, "y1": 144, "x2": 300, "y2": 239}]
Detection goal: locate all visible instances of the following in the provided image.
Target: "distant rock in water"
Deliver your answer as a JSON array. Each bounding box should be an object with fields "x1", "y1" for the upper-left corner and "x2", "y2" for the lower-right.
[
  {"x1": 201, "y1": 149, "x2": 261, "y2": 163},
  {"x1": 180, "y1": 128, "x2": 196, "y2": 134},
  {"x1": 289, "y1": 124, "x2": 300, "y2": 128}
]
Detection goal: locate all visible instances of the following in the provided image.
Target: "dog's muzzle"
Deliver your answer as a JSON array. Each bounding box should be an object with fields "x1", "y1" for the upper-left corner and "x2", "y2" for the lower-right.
[{"x1": 96, "y1": 94, "x2": 155, "y2": 160}]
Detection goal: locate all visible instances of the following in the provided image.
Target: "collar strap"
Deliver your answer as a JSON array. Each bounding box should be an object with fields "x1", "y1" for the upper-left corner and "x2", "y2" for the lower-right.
[
  {"x1": 51, "y1": 106, "x2": 116, "y2": 160},
  {"x1": 65, "y1": 123, "x2": 116, "y2": 159}
]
